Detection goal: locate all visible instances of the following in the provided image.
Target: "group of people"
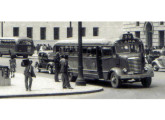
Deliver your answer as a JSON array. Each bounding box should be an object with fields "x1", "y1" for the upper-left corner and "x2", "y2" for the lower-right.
[
  {"x1": 8, "y1": 51, "x2": 73, "y2": 91},
  {"x1": 36, "y1": 44, "x2": 53, "y2": 53},
  {"x1": 54, "y1": 52, "x2": 73, "y2": 89}
]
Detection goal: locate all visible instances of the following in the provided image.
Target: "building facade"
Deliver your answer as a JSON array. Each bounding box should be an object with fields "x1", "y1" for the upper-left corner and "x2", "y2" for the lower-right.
[
  {"x1": 0, "y1": 22, "x2": 124, "y2": 45},
  {"x1": 123, "y1": 21, "x2": 165, "y2": 49}
]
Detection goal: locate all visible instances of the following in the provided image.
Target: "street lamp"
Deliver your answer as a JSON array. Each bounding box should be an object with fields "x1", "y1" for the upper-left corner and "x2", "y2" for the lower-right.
[{"x1": 76, "y1": 22, "x2": 86, "y2": 86}]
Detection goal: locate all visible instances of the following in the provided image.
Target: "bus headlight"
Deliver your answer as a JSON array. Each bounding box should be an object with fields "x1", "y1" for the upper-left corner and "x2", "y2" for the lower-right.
[{"x1": 123, "y1": 68, "x2": 127, "y2": 73}]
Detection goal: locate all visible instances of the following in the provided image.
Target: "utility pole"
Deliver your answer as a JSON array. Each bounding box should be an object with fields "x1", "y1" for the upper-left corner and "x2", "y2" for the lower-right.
[
  {"x1": 76, "y1": 22, "x2": 86, "y2": 86},
  {"x1": 1, "y1": 22, "x2": 3, "y2": 37}
]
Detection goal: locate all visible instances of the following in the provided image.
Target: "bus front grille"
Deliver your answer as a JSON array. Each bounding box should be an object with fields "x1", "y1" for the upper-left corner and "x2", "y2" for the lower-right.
[{"x1": 128, "y1": 57, "x2": 142, "y2": 74}]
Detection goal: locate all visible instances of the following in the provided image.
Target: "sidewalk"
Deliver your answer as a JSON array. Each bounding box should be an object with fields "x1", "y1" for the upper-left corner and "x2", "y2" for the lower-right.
[{"x1": 0, "y1": 73, "x2": 103, "y2": 98}]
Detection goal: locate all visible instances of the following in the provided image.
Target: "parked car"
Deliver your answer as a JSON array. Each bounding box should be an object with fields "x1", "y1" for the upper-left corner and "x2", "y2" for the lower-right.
[
  {"x1": 146, "y1": 49, "x2": 163, "y2": 64},
  {"x1": 35, "y1": 51, "x2": 55, "y2": 74},
  {"x1": 152, "y1": 48, "x2": 165, "y2": 71}
]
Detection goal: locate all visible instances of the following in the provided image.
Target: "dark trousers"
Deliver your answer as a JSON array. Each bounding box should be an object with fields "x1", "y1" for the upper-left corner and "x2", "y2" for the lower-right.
[
  {"x1": 25, "y1": 76, "x2": 33, "y2": 90},
  {"x1": 61, "y1": 72, "x2": 71, "y2": 88},
  {"x1": 54, "y1": 70, "x2": 60, "y2": 82}
]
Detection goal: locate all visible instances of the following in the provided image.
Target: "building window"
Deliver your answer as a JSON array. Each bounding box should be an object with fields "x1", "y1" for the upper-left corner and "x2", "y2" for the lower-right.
[
  {"x1": 160, "y1": 22, "x2": 164, "y2": 25},
  {"x1": 136, "y1": 22, "x2": 140, "y2": 26},
  {"x1": 13, "y1": 27, "x2": 19, "y2": 37},
  {"x1": 40, "y1": 27, "x2": 46, "y2": 40},
  {"x1": 159, "y1": 31, "x2": 164, "y2": 48},
  {"x1": 27, "y1": 27, "x2": 33, "y2": 38},
  {"x1": 82, "y1": 27, "x2": 86, "y2": 37},
  {"x1": 93, "y1": 27, "x2": 99, "y2": 36},
  {"x1": 54, "y1": 27, "x2": 59, "y2": 40},
  {"x1": 67, "y1": 27, "x2": 72, "y2": 38},
  {"x1": 135, "y1": 31, "x2": 140, "y2": 38}
]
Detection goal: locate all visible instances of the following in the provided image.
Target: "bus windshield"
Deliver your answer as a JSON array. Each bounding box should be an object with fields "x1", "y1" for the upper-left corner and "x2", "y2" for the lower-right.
[
  {"x1": 116, "y1": 44, "x2": 142, "y2": 53},
  {"x1": 19, "y1": 40, "x2": 32, "y2": 45}
]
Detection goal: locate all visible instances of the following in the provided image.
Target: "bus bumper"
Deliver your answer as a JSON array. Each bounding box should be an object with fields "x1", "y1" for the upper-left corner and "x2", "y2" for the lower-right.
[{"x1": 119, "y1": 72, "x2": 154, "y2": 79}]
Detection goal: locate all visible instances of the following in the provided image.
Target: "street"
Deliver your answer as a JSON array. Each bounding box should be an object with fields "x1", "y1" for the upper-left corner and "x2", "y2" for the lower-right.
[{"x1": 1, "y1": 54, "x2": 165, "y2": 99}]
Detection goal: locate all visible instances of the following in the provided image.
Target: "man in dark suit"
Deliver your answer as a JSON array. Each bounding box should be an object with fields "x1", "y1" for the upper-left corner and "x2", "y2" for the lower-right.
[
  {"x1": 24, "y1": 60, "x2": 36, "y2": 91},
  {"x1": 9, "y1": 56, "x2": 16, "y2": 78},
  {"x1": 60, "y1": 55, "x2": 73, "y2": 89},
  {"x1": 54, "y1": 52, "x2": 61, "y2": 82}
]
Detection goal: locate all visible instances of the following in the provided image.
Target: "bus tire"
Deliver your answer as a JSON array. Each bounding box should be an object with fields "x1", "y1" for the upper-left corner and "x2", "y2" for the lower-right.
[
  {"x1": 69, "y1": 73, "x2": 77, "y2": 82},
  {"x1": 110, "y1": 72, "x2": 122, "y2": 88},
  {"x1": 141, "y1": 77, "x2": 152, "y2": 88}
]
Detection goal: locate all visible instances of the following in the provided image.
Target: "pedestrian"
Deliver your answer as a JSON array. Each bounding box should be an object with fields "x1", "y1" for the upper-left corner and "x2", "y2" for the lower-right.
[
  {"x1": 9, "y1": 56, "x2": 16, "y2": 78},
  {"x1": 24, "y1": 60, "x2": 36, "y2": 91},
  {"x1": 60, "y1": 55, "x2": 73, "y2": 89},
  {"x1": 54, "y1": 52, "x2": 61, "y2": 82}
]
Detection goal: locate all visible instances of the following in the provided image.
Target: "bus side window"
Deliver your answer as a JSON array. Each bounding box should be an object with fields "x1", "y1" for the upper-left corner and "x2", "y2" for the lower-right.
[
  {"x1": 87, "y1": 47, "x2": 91, "y2": 56},
  {"x1": 83, "y1": 47, "x2": 87, "y2": 57},
  {"x1": 91, "y1": 47, "x2": 96, "y2": 57},
  {"x1": 102, "y1": 47, "x2": 113, "y2": 57}
]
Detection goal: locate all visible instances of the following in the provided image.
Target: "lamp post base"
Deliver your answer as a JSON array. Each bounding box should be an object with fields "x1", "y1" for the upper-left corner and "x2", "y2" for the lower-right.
[{"x1": 76, "y1": 77, "x2": 86, "y2": 86}]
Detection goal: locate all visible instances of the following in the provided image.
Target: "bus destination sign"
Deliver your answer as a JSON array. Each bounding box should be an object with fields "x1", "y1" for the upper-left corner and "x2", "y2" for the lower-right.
[{"x1": 122, "y1": 33, "x2": 133, "y2": 40}]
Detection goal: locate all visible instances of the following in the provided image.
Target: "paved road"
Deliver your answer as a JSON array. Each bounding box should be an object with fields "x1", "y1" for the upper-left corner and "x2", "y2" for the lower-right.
[{"x1": 1, "y1": 54, "x2": 165, "y2": 99}]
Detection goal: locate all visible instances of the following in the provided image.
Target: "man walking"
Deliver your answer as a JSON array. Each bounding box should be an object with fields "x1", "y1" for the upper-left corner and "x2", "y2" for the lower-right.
[
  {"x1": 60, "y1": 55, "x2": 73, "y2": 89},
  {"x1": 9, "y1": 56, "x2": 16, "y2": 78},
  {"x1": 54, "y1": 52, "x2": 61, "y2": 82},
  {"x1": 24, "y1": 60, "x2": 36, "y2": 91}
]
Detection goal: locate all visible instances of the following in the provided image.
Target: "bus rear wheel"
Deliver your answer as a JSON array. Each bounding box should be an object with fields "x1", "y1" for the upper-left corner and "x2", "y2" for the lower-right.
[
  {"x1": 141, "y1": 77, "x2": 152, "y2": 88},
  {"x1": 110, "y1": 72, "x2": 122, "y2": 88},
  {"x1": 0, "y1": 53, "x2": 2, "y2": 57}
]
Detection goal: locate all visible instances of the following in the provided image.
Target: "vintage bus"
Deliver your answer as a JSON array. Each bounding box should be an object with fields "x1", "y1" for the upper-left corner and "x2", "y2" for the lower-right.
[
  {"x1": 53, "y1": 33, "x2": 154, "y2": 88},
  {"x1": 0, "y1": 37, "x2": 35, "y2": 58}
]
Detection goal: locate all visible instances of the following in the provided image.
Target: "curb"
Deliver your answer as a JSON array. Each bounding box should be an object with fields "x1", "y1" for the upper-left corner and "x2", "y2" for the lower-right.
[{"x1": 0, "y1": 88, "x2": 104, "y2": 98}]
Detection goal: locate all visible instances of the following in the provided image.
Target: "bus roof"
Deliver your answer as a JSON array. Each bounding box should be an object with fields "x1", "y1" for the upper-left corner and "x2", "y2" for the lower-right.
[
  {"x1": 55, "y1": 39, "x2": 113, "y2": 46},
  {"x1": 0, "y1": 37, "x2": 32, "y2": 41}
]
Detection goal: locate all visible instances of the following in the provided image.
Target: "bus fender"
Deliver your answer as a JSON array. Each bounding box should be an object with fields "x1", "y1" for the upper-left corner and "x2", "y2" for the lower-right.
[{"x1": 108, "y1": 67, "x2": 123, "y2": 80}]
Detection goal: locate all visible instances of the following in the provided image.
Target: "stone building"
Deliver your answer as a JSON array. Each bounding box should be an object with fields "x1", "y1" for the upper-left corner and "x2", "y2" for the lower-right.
[
  {"x1": 123, "y1": 21, "x2": 165, "y2": 49},
  {"x1": 0, "y1": 22, "x2": 124, "y2": 45}
]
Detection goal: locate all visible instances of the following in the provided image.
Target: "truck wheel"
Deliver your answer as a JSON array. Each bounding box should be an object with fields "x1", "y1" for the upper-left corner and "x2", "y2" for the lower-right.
[
  {"x1": 110, "y1": 72, "x2": 122, "y2": 88},
  {"x1": 69, "y1": 73, "x2": 77, "y2": 82},
  {"x1": 153, "y1": 64, "x2": 159, "y2": 71},
  {"x1": 141, "y1": 77, "x2": 152, "y2": 88},
  {"x1": 48, "y1": 66, "x2": 53, "y2": 74}
]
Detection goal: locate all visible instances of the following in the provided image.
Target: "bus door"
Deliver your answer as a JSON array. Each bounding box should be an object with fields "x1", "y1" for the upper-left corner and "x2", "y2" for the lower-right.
[
  {"x1": 83, "y1": 47, "x2": 98, "y2": 77},
  {"x1": 96, "y1": 46, "x2": 103, "y2": 79}
]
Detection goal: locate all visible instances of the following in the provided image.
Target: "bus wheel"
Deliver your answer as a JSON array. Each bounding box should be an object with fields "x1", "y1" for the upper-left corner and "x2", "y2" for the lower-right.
[
  {"x1": 23, "y1": 55, "x2": 28, "y2": 58},
  {"x1": 0, "y1": 53, "x2": 2, "y2": 57},
  {"x1": 110, "y1": 72, "x2": 122, "y2": 88},
  {"x1": 141, "y1": 77, "x2": 152, "y2": 88},
  {"x1": 153, "y1": 64, "x2": 159, "y2": 71},
  {"x1": 69, "y1": 73, "x2": 77, "y2": 82},
  {"x1": 48, "y1": 66, "x2": 53, "y2": 74}
]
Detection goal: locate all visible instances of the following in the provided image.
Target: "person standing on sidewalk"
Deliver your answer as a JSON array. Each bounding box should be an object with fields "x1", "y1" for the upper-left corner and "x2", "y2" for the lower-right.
[
  {"x1": 60, "y1": 55, "x2": 73, "y2": 89},
  {"x1": 54, "y1": 52, "x2": 61, "y2": 82},
  {"x1": 9, "y1": 56, "x2": 16, "y2": 78},
  {"x1": 24, "y1": 60, "x2": 36, "y2": 91}
]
